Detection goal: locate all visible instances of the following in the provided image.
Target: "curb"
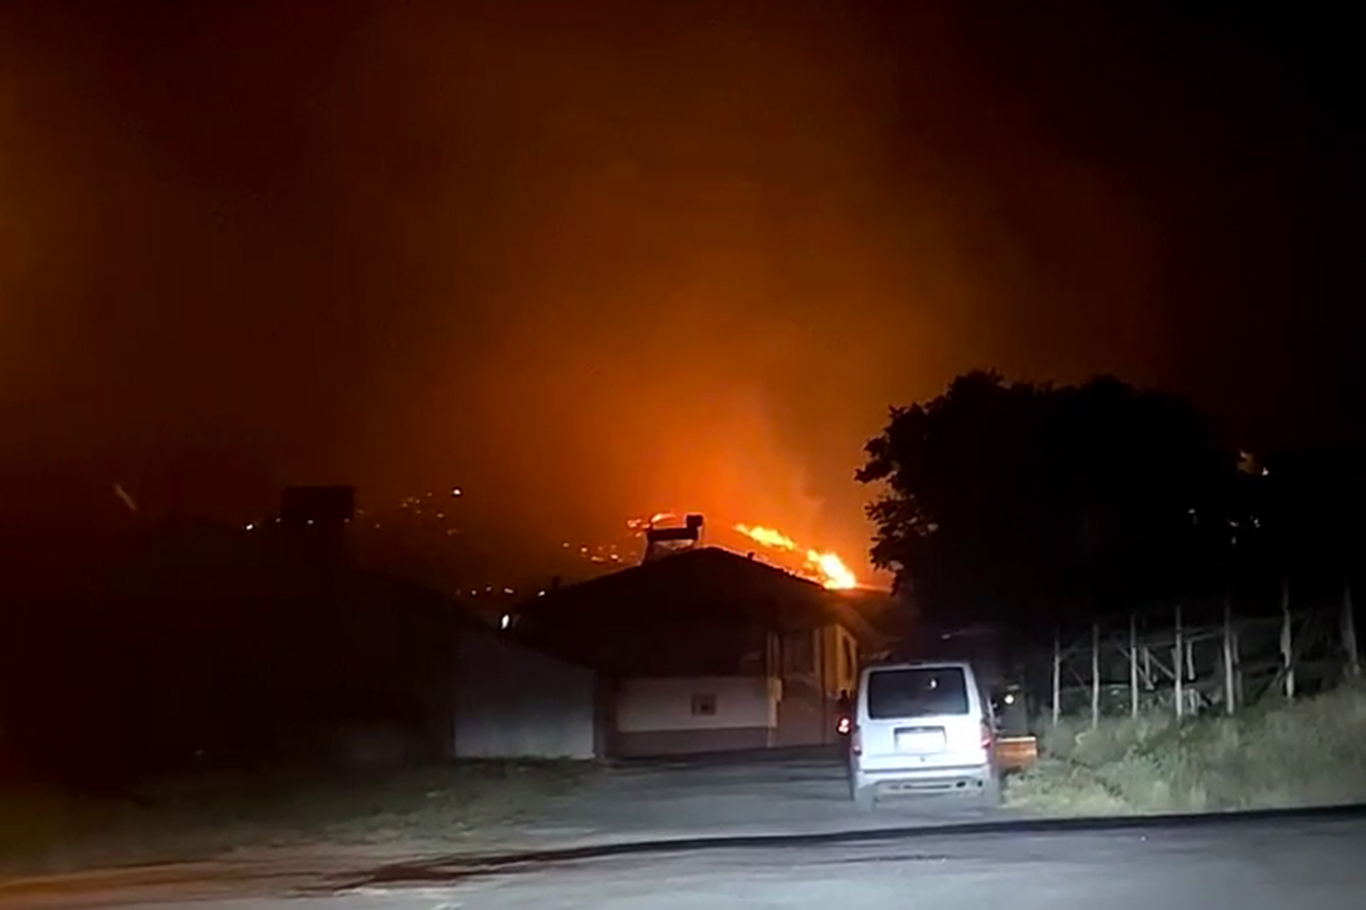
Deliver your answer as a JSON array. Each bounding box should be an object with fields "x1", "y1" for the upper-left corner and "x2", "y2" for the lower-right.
[{"x1": 335, "y1": 801, "x2": 1366, "y2": 889}]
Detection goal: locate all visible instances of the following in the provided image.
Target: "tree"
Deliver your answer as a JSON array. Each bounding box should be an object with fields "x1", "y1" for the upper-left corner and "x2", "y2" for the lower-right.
[{"x1": 857, "y1": 371, "x2": 1239, "y2": 632}]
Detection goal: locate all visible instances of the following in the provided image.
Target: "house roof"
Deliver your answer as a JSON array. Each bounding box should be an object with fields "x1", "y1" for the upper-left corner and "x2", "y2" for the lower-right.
[{"x1": 515, "y1": 546, "x2": 881, "y2": 644}]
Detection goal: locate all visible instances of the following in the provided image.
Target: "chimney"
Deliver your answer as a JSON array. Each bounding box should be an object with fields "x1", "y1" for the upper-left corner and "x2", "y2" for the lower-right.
[{"x1": 642, "y1": 514, "x2": 704, "y2": 563}]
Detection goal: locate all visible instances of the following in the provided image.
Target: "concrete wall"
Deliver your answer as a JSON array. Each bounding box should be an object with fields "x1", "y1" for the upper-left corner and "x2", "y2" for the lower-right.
[{"x1": 453, "y1": 629, "x2": 599, "y2": 760}]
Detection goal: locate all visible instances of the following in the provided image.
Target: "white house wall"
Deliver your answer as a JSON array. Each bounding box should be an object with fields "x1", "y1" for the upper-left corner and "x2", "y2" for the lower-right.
[
  {"x1": 616, "y1": 676, "x2": 777, "y2": 732},
  {"x1": 612, "y1": 676, "x2": 779, "y2": 756}
]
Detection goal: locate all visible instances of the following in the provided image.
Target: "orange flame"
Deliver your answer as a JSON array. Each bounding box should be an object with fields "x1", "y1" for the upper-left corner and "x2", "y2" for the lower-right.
[{"x1": 733, "y1": 523, "x2": 859, "y2": 590}]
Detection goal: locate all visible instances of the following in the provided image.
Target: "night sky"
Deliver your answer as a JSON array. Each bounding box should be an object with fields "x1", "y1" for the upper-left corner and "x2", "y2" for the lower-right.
[{"x1": 1, "y1": 1, "x2": 1359, "y2": 574}]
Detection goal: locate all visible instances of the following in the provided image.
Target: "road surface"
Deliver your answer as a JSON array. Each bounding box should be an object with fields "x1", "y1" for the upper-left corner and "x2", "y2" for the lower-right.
[
  {"x1": 538, "y1": 750, "x2": 1004, "y2": 842},
  {"x1": 7, "y1": 814, "x2": 1366, "y2": 908}
]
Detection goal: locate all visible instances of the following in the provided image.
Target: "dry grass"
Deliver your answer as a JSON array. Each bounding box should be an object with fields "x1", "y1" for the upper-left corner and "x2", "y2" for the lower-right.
[
  {"x1": 1006, "y1": 683, "x2": 1366, "y2": 815},
  {"x1": 0, "y1": 760, "x2": 596, "y2": 876}
]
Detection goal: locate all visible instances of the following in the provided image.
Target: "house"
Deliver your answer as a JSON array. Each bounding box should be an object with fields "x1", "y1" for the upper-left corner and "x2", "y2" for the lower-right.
[
  {"x1": 0, "y1": 511, "x2": 607, "y2": 778},
  {"x1": 512, "y1": 541, "x2": 882, "y2": 757}
]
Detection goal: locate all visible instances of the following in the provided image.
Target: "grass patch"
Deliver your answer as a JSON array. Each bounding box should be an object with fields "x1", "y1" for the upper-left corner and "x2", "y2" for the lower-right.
[
  {"x1": 0, "y1": 760, "x2": 597, "y2": 876},
  {"x1": 1006, "y1": 683, "x2": 1366, "y2": 815}
]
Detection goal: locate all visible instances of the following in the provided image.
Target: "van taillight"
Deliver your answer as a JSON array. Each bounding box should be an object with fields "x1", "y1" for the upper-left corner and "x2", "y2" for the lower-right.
[
  {"x1": 851, "y1": 727, "x2": 862, "y2": 756},
  {"x1": 980, "y1": 720, "x2": 994, "y2": 751}
]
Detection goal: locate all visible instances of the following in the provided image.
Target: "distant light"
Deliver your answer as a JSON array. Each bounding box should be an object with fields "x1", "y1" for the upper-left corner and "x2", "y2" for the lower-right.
[
  {"x1": 306, "y1": 519, "x2": 314, "y2": 526},
  {"x1": 500, "y1": 613, "x2": 511, "y2": 630},
  {"x1": 485, "y1": 586, "x2": 493, "y2": 593},
  {"x1": 1003, "y1": 693, "x2": 1016, "y2": 705},
  {"x1": 537, "y1": 590, "x2": 546, "y2": 597},
  {"x1": 1261, "y1": 467, "x2": 1270, "y2": 476},
  {"x1": 451, "y1": 487, "x2": 463, "y2": 497},
  {"x1": 503, "y1": 587, "x2": 514, "y2": 595},
  {"x1": 436, "y1": 512, "x2": 445, "y2": 519},
  {"x1": 244, "y1": 522, "x2": 255, "y2": 532},
  {"x1": 470, "y1": 590, "x2": 478, "y2": 597},
  {"x1": 562, "y1": 541, "x2": 571, "y2": 548}
]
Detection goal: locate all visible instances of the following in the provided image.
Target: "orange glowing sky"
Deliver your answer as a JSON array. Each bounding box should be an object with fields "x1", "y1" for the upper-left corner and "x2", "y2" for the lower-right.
[{"x1": 1, "y1": 2, "x2": 1357, "y2": 573}]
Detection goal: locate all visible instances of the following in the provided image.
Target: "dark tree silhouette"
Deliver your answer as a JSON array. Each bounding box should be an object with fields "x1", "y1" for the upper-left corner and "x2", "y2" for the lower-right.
[{"x1": 857, "y1": 372, "x2": 1240, "y2": 631}]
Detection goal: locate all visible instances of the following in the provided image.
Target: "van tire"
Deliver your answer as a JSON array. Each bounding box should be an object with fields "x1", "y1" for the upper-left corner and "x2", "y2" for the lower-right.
[{"x1": 853, "y1": 783, "x2": 876, "y2": 812}]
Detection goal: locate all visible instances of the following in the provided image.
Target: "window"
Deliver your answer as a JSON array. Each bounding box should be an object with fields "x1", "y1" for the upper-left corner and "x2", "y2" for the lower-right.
[
  {"x1": 691, "y1": 694, "x2": 717, "y2": 717},
  {"x1": 866, "y1": 667, "x2": 970, "y2": 719}
]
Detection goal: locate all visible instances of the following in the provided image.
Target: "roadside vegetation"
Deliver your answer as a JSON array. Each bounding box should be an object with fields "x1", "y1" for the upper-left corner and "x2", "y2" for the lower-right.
[
  {"x1": 0, "y1": 760, "x2": 595, "y2": 877},
  {"x1": 1005, "y1": 683, "x2": 1366, "y2": 815}
]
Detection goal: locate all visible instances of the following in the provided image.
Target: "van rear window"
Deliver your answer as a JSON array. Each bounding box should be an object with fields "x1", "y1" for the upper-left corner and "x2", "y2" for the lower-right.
[{"x1": 866, "y1": 667, "x2": 970, "y2": 718}]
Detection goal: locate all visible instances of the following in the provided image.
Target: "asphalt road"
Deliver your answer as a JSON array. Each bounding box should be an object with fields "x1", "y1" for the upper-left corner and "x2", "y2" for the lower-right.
[
  {"x1": 6, "y1": 753, "x2": 1365, "y2": 908},
  {"x1": 10, "y1": 814, "x2": 1366, "y2": 908}
]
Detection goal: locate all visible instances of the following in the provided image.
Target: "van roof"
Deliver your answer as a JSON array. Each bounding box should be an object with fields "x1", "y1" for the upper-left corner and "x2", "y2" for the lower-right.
[{"x1": 863, "y1": 660, "x2": 974, "y2": 673}]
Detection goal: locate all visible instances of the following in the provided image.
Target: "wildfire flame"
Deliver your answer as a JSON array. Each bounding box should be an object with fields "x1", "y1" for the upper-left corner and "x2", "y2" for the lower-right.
[{"x1": 733, "y1": 523, "x2": 858, "y2": 590}]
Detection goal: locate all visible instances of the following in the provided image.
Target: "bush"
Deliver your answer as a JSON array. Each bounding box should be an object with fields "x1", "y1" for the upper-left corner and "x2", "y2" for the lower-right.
[{"x1": 1007, "y1": 683, "x2": 1366, "y2": 814}]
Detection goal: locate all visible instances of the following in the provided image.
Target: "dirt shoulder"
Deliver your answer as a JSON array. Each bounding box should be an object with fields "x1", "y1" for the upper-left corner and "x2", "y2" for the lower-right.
[{"x1": 0, "y1": 760, "x2": 597, "y2": 879}]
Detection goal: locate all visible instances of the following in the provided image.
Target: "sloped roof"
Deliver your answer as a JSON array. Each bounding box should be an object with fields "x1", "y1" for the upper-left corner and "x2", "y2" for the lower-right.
[{"x1": 516, "y1": 546, "x2": 880, "y2": 643}]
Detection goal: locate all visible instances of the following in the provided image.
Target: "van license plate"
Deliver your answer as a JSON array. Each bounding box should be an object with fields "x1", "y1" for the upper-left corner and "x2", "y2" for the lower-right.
[{"x1": 895, "y1": 729, "x2": 945, "y2": 753}]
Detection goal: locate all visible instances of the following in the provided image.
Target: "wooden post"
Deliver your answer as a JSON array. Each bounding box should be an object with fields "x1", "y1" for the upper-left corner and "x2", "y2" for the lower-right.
[
  {"x1": 1129, "y1": 613, "x2": 1139, "y2": 718},
  {"x1": 1051, "y1": 627, "x2": 1061, "y2": 727},
  {"x1": 1233, "y1": 625, "x2": 1244, "y2": 707},
  {"x1": 1091, "y1": 622, "x2": 1100, "y2": 729},
  {"x1": 1281, "y1": 579, "x2": 1295, "y2": 702},
  {"x1": 1174, "y1": 604, "x2": 1184, "y2": 720},
  {"x1": 1222, "y1": 596, "x2": 1236, "y2": 715},
  {"x1": 1343, "y1": 582, "x2": 1360, "y2": 679},
  {"x1": 1143, "y1": 645, "x2": 1152, "y2": 689}
]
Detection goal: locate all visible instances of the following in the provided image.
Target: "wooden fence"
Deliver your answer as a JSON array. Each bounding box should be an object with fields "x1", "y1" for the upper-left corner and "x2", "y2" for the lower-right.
[{"x1": 1040, "y1": 581, "x2": 1360, "y2": 727}]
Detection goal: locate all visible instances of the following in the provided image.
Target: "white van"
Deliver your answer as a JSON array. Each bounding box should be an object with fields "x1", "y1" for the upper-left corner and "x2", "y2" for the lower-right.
[{"x1": 848, "y1": 661, "x2": 998, "y2": 810}]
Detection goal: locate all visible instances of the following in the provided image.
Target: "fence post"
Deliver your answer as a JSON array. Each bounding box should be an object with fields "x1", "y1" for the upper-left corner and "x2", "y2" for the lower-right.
[
  {"x1": 1051, "y1": 626, "x2": 1061, "y2": 726},
  {"x1": 1222, "y1": 595, "x2": 1236, "y2": 715},
  {"x1": 1174, "y1": 603, "x2": 1184, "y2": 720},
  {"x1": 1129, "y1": 612, "x2": 1139, "y2": 718},
  {"x1": 1091, "y1": 622, "x2": 1100, "y2": 729},
  {"x1": 1281, "y1": 579, "x2": 1295, "y2": 702},
  {"x1": 1343, "y1": 581, "x2": 1360, "y2": 679}
]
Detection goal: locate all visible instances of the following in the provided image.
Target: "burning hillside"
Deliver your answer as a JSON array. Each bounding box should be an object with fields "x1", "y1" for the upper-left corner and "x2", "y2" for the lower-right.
[
  {"x1": 732, "y1": 523, "x2": 859, "y2": 590},
  {"x1": 625, "y1": 513, "x2": 861, "y2": 590}
]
